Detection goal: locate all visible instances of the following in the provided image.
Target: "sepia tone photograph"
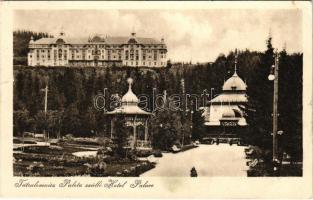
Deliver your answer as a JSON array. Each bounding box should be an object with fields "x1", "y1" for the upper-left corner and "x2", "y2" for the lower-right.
[{"x1": 5, "y1": 3, "x2": 305, "y2": 181}]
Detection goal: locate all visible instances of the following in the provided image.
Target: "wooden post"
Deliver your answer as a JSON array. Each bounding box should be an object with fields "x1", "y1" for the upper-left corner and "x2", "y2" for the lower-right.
[
  {"x1": 44, "y1": 85, "x2": 48, "y2": 142},
  {"x1": 133, "y1": 123, "x2": 137, "y2": 150},
  {"x1": 144, "y1": 119, "x2": 148, "y2": 143},
  {"x1": 273, "y1": 50, "x2": 279, "y2": 161}
]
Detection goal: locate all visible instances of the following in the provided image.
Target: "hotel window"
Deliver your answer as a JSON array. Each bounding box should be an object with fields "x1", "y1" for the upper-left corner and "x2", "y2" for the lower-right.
[
  {"x1": 154, "y1": 62, "x2": 156, "y2": 65},
  {"x1": 58, "y1": 49, "x2": 62, "y2": 60},
  {"x1": 82, "y1": 50, "x2": 85, "y2": 60},
  {"x1": 142, "y1": 50, "x2": 146, "y2": 60},
  {"x1": 54, "y1": 50, "x2": 57, "y2": 60},
  {"x1": 143, "y1": 62, "x2": 145, "y2": 65},
  {"x1": 125, "y1": 50, "x2": 129, "y2": 60},
  {"x1": 37, "y1": 50, "x2": 40, "y2": 59},
  {"x1": 64, "y1": 50, "x2": 67, "y2": 60},
  {"x1": 118, "y1": 50, "x2": 121, "y2": 60},
  {"x1": 130, "y1": 49, "x2": 134, "y2": 60},
  {"x1": 126, "y1": 62, "x2": 128, "y2": 65},
  {"x1": 108, "y1": 50, "x2": 111, "y2": 60},
  {"x1": 135, "y1": 50, "x2": 139, "y2": 60},
  {"x1": 136, "y1": 62, "x2": 138, "y2": 66},
  {"x1": 153, "y1": 50, "x2": 157, "y2": 60},
  {"x1": 42, "y1": 50, "x2": 45, "y2": 53}
]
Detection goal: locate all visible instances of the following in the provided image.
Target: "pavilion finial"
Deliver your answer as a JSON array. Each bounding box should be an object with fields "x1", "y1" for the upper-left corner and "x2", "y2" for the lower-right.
[
  {"x1": 127, "y1": 78, "x2": 133, "y2": 90},
  {"x1": 234, "y1": 49, "x2": 238, "y2": 73}
]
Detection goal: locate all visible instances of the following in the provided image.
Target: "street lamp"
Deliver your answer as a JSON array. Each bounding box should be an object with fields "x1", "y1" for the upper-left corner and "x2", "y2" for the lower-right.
[
  {"x1": 40, "y1": 85, "x2": 49, "y2": 142},
  {"x1": 268, "y1": 65, "x2": 275, "y2": 81},
  {"x1": 268, "y1": 49, "x2": 280, "y2": 169}
]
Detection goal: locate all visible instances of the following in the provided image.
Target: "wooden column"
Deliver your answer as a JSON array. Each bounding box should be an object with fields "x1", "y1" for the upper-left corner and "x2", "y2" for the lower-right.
[
  {"x1": 144, "y1": 119, "x2": 148, "y2": 142},
  {"x1": 132, "y1": 121, "x2": 137, "y2": 150}
]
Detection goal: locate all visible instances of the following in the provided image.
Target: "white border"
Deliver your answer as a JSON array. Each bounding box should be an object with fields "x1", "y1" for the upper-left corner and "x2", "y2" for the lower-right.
[{"x1": 0, "y1": 1, "x2": 312, "y2": 198}]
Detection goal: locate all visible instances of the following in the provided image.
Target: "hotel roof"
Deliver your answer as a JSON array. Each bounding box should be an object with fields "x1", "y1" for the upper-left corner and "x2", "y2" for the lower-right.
[{"x1": 31, "y1": 35, "x2": 164, "y2": 45}]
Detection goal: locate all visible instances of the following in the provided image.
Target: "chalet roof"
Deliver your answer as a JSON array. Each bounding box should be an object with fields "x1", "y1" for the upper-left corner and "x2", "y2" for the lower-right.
[
  {"x1": 210, "y1": 93, "x2": 248, "y2": 103},
  {"x1": 222, "y1": 71, "x2": 247, "y2": 91}
]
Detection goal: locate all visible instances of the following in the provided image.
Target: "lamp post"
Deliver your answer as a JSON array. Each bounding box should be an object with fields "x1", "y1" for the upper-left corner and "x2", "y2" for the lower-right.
[
  {"x1": 40, "y1": 85, "x2": 49, "y2": 142},
  {"x1": 268, "y1": 49, "x2": 279, "y2": 166}
]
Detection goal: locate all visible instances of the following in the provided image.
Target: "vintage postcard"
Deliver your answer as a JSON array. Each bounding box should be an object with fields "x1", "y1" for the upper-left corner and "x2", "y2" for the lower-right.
[{"x1": 0, "y1": 1, "x2": 312, "y2": 198}]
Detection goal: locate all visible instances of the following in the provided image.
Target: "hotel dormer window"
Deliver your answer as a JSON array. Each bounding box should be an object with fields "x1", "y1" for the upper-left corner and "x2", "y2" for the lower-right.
[{"x1": 56, "y1": 38, "x2": 65, "y2": 45}]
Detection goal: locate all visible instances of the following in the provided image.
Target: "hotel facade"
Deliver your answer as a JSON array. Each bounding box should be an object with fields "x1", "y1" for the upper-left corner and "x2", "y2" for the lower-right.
[{"x1": 27, "y1": 32, "x2": 168, "y2": 68}]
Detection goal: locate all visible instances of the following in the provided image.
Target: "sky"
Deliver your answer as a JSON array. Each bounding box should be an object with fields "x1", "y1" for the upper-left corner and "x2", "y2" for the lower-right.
[{"x1": 14, "y1": 9, "x2": 302, "y2": 62}]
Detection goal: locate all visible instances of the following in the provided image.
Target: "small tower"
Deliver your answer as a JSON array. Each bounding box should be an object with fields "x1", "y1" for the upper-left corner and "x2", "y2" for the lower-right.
[
  {"x1": 131, "y1": 26, "x2": 136, "y2": 38},
  {"x1": 234, "y1": 48, "x2": 238, "y2": 74},
  {"x1": 59, "y1": 26, "x2": 65, "y2": 37},
  {"x1": 59, "y1": 31, "x2": 65, "y2": 37},
  {"x1": 29, "y1": 36, "x2": 34, "y2": 44}
]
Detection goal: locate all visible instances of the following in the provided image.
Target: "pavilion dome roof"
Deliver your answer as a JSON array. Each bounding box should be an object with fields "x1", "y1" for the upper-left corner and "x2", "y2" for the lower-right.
[
  {"x1": 121, "y1": 78, "x2": 139, "y2": 104},
  {"x1": 121, "y1": 88, "x2": 139, "y2": 103},
  {"x1": 222, "y1": 71, "x2": 247, "y2": 91},
  {"x1": 106, "y1": 78, "x2": 151, "y2": 116}
]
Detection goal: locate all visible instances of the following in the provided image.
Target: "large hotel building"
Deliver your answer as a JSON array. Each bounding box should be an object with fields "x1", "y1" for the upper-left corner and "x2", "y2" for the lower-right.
[{"x1": 27, "y1": 32, "x2": 168, "y2": 67}]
